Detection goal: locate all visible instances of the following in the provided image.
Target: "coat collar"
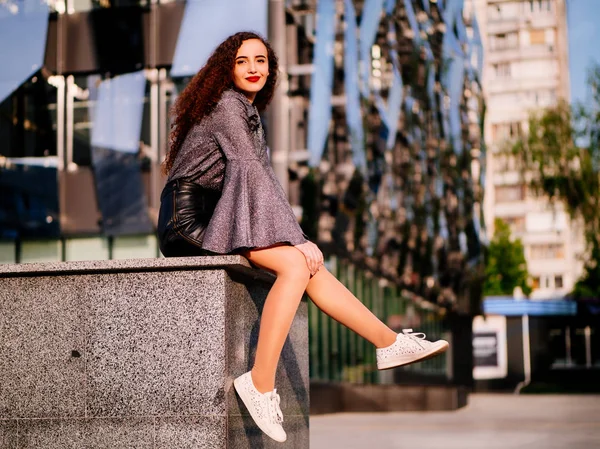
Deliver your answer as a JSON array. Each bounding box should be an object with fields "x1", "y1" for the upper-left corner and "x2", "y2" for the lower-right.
[{"x1": 223, "y1": 88, "x2": 261, "y2": 132}]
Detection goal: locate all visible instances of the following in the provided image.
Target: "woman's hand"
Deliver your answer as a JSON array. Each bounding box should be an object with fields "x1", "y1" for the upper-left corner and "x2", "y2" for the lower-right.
[{"x1": 294, "y1": 241, "x2": 324, "y2": 276}]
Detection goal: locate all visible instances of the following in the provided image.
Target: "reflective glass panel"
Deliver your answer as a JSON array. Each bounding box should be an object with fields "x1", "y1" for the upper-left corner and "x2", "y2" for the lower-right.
[
  {"x1": 65, "y1": 237, "x2": 110, "y2": 261},
  {"x1": 91, "y1": 71, "x2": 146, "y2": 153},
  {"x1": 0, "y1": 0, "x2": 48, "y2": 104},
  {"x1": 112, "y1": 235, "x2": 157, "y2": 259},
  {"x1": 307, "y1": 0, "x2": 336, "y2": 166},
  {"x1": 343, "y1": 0, "x2": 365, "y2": 170},
  {"x1": 171, "y1": 0, "x2": 267, "y2": 77},
  {"x1": 20, "y1": 239, "x2": 62, "y2": 263},
  {"x1": 0, "y1": 242, "x2": 16, "y2": 264},
  {"x1": 0, "y1": 76, "x2": 57, "y2": 159}
]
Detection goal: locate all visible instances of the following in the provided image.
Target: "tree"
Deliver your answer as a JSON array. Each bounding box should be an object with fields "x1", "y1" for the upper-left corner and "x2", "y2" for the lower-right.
[
  {"x1": 484, "y1": 218, "x2": 531, "y2": 297},
  {"x1": 509, "y1": 64, "x2": 600, "y2": 299}
]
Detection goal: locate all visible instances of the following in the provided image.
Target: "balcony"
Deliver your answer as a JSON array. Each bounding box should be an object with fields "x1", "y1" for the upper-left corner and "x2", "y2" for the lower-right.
[
  {"x1": 495, "y1": 201, "x2": 529, "y2": 217},
  {"x1": 488, "y1": 44, "x2": 556, "y2": 64},
  {"x1": 486, "y1": 18, "x2": 520, "y2": 36},
  {"x1": 487, "y1": 74, "x2": 559, "y2": 95}
]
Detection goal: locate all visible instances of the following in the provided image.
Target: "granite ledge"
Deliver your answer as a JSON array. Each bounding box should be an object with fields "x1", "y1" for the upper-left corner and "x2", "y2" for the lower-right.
[{"x1": 0, "y1": 255, "x2": 274, "y2": 284}]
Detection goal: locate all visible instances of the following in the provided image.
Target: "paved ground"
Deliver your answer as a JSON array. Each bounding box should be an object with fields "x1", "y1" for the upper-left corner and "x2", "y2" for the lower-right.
[{"x1": 310, "y1": 394, "x2": 600, "y2": 449}]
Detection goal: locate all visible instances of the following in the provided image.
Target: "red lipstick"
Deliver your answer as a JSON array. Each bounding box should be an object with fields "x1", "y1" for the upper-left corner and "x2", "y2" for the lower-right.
[{"x1": 246, "y1": 76, "x2": 261, "y2": 82}]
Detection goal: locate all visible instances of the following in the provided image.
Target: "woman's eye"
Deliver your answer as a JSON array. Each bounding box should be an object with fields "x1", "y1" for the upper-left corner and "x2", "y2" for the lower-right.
[{"x1": 237, "y1": 60, "x2": 246, "y2": 65}]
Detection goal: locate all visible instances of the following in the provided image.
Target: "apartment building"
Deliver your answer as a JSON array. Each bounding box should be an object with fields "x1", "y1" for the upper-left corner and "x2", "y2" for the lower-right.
[{"x1": 475, "y1": 0, "x2": 585, "y2": 298}]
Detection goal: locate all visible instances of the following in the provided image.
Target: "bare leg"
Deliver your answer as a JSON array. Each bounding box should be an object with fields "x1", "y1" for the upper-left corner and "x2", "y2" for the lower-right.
[
  {"x1": 305, "y1": 267, "x2": 397, "y2": 348},
  {"x1": 243, "y1": 245, "x2": 310, "y2": 393},
  {"x1": 243, "y1": 246, "x2": 397, "y2": 392}
]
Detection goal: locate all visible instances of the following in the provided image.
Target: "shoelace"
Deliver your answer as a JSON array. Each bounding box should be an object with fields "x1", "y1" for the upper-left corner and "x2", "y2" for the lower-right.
[
  {"x1": 402, "y1": 328, "x2": 428, "y2": 344},
  {"x1": 268, "y1": 389, "x2": 284, "y2": 424}
]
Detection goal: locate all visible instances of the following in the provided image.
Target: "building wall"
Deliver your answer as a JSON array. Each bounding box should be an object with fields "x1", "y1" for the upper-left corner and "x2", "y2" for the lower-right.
[{"x1": 475, "y1": 0, "x2": 585, "y2": 298}]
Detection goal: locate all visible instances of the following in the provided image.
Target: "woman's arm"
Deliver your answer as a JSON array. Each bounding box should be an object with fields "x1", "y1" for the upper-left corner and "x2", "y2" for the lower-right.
[{"x1": 211, "y1": 94, "x2": 262, "y2": 161}]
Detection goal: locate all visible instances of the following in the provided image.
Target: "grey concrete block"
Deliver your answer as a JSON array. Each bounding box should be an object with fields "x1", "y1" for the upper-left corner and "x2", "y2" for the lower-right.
[
  {"x1": 282, "y1": 301, "x2": 310, "y2": 417},
  {"x1": 17, "y1": 418, "x2": 154, "y2": 449},
  {"x1": 0, "y1": 420, "x2": 18, "y2": 449},
  {"x1": 0, "y1": 257, "x2": 309, "y2": 448},
  {"x1": 0, "y1": 277, "x2": 86, "y2": 419},
  {"x1": 0, "y1": 255, "x2": 259, "y2": 278},
  {"x1": 155, "y1": 416, "x2": 226, "y2": 449},
  {"x1": 85, "y1": 270, "x2": 227, "y2": 417},
  {"x1": 225, "y1": 279, "x2": 310, "y2": 417}
]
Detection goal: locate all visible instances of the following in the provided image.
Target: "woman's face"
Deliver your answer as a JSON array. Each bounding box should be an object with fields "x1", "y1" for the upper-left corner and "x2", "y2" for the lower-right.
[{"x1": 232, "y1": 39, "x2": 270, "y2": 103}]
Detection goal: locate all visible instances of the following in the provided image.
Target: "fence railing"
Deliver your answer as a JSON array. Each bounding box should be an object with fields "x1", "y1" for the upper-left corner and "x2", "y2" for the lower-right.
[{"x1": 309, "y1": 255, "x2": 448, "y2": 384}]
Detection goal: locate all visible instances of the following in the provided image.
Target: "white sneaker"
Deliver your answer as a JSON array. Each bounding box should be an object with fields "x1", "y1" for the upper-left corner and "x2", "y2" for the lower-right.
[
  {"x1": 376, "y1": 329, "x2": 449, "y2": 370},
  {"x1": 233, "y1": 371, "x2": 287, "y2": 443}
]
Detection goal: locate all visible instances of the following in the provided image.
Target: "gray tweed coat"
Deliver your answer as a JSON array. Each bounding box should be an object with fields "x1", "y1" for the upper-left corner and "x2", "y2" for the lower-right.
[{"x1": 167, "y1": 89, "x2": 308, "y2": 254}]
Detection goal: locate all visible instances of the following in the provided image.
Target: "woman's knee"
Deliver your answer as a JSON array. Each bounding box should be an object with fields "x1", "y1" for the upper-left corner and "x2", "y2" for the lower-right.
[
  {"x1": 245, "y1": 245, "x2": 311, "y2": 283},
  {"x1": 280, "y1": 263, "x2": 311, "y2": 285},
  {"x1": 272, "y1": 248, "x2": 310, "y2": 283}
]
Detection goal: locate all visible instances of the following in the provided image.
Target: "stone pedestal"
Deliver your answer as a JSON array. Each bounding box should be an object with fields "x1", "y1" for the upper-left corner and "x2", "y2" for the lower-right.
[{"x1": 0, "y1": 256, "x2": 309, "y2": 448}]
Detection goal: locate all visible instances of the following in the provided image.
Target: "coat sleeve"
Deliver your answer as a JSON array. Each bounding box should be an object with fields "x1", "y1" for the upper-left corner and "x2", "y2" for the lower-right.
[{"x1": 200, "y1": 95, "x2": 308, "y2": 254}]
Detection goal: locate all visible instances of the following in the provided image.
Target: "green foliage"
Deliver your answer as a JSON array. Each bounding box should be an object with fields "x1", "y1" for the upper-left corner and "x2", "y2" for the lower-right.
[
  {"x1": 572, "y1": 241, "x2": 600, "y2": 300},
  {"x1": 483, "y1": 219, "x2": 531, "y2": 297},
  {"x1": 509, "y1": 64, "x2": 600, "y2": 298}
]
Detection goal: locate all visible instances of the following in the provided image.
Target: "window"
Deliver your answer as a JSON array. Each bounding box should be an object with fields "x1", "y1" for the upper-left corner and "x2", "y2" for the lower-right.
[
  {"x1": 532, "y1": 276, "x2": 540, "y2": 289},
  {"x1": 488, "y1": 3, "x2": 519, "y2": 21},
  {"x1": 491, "y1": 122, "x2": 522, "y2": 140},
  {"x1": 493, "y1": 63, "x2": 511, "y2": 79},
  {"x1": 495, "y1": 185, "x2": 526, "y2": 202},
  {"x1": 530, "y1": 0, "x2": 552, "y2": 13},
  {"x1": 489, "y1": 5, "x2": 502, "y2": 20},
  {"x1": 494, "y1": 153, "x2": 519, "y2": 172},
  {"x1": 504, "y1": 216, "x2": 526, "y2": 233},
  {"x1": 532, "y1": 90, "x2": 557, "y2": 107},
  {"x1": 555, "y1": 275, "x2": 564, "y2": 289},
  {"x1": 490, "y1": 32, "x2": 518, "y2": 51},
  {"x1": 0, "y1": 76, "x2": 57, "y2": 159},
  {"x1": 530, "y1": 244, "x2": 565, "y2": 260},
  {"x1": 69, "y1": 73, "x2": 151, "y2": 168},
  {"x1": 529, "y1": 29, "x2": 546, "y2": 45}
]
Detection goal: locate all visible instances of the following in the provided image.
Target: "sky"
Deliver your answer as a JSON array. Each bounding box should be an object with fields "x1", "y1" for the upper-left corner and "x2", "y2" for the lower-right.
[{"x1": 566, "y1": 0, "x2": 600, "y2": 105}]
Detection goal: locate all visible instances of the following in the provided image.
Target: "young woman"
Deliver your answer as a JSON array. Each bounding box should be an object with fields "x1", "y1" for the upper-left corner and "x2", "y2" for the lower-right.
[{"x1": 158, "y1": 31, "x2": 448, "y2": 443}]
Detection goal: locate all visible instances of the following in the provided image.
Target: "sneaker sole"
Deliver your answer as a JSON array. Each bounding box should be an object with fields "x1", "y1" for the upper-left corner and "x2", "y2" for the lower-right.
[
  {"x1": 377, "y1": 340, "x2": 449, "y2": 370},
  {"x1": 233, "y1": 376, "x2": 287, "y2": 443}
]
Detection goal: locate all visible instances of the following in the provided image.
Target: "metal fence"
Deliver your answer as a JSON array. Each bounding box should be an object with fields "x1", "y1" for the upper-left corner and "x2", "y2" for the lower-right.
[{"x1": 309, "y1": 255, "x2": 448, "y2": 384}]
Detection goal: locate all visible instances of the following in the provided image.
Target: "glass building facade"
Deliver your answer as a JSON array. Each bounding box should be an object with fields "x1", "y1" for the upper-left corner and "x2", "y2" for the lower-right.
[
  {"x1": 298, "y1": 0, "x2": 486, "y2": 314},
  {"x1": 1, "y1": 0, "x2": 485, "y2": 385},
  {"x1": 292, "y1": 0, "x2": 485, "y2": 384}
]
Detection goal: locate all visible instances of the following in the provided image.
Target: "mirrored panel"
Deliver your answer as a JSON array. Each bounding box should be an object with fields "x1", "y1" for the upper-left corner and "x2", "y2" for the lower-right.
[
  {"x1": 90, "y1": 71, "x2": 152, "y2": 236},
  {"x1": 171, "y1": 0, "x2": 267, "y2": 77},
  {"x1": 0, "y1": 0, "x2": 49, "y2": 104},
  {"x1": 0, "y1": 163, "x2": 59, "y2": 239},
  {"x1": 20, "y1": 239, "x2": 61, "y2": 263}
]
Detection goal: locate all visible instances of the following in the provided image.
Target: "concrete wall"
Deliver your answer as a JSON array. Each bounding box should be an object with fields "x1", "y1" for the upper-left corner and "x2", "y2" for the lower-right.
[{"x1": 0, "y1": 256, "x2": 309, "y2": 448}]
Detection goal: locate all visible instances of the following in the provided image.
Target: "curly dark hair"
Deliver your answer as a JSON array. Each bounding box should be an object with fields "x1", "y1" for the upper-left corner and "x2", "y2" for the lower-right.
[{"x1": 163, "y1": 31, "x2": 279, "y2": 175}]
